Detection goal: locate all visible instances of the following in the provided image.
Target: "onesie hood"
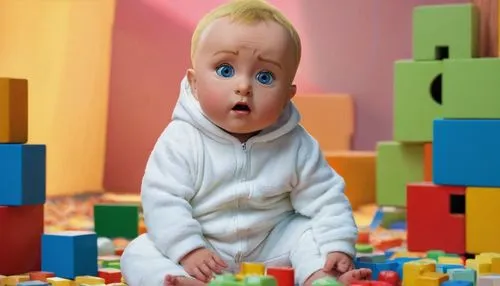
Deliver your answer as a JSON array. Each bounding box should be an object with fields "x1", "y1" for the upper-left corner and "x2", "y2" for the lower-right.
[{"x1": 171, "y1": 75, "x2": 301, "y2": 144}]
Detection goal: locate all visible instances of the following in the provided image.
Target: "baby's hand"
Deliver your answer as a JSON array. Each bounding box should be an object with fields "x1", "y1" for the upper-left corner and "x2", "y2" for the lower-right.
[
  {"x1": 179, "y1": 247, "x2": 228, "y2": 282},
  {"x1": 323, "y1": 251, "x2": 354, "y2": 275}
]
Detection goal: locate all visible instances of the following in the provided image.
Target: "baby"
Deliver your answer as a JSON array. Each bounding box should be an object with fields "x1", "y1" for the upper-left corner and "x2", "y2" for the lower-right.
[{"x1": 120, "y1": 0, "x2": 371, "y2": 285}]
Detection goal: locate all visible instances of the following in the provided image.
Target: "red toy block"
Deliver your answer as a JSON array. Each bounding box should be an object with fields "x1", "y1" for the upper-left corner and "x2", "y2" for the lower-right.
[
  {"x1": 0, "y1": 204, "x2": 44, "y2": 275},
  {"x1": 407, "y1": 182, "x2": 465, "y2": 253},
  {"x1": 29, "y1": 271, "x2": 55, "y2": 281},
  {"x1": 351, "y1": 281, "x2": 392, "y2": 286},
  {"x1": 98, "y1": 268, "x2": 122, "y2": 284},
  {"x1": 266, "y1": 266, "x2": 294, "y2": 286},
  {"x1": 378, "y1": 270, "x2": 400, "y2": 285}
]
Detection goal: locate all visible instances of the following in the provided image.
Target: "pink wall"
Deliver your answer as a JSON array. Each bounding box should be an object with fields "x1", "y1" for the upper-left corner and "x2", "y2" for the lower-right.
[{"x1": 104, "y1": 0, "x2": 468, "y2": 193}]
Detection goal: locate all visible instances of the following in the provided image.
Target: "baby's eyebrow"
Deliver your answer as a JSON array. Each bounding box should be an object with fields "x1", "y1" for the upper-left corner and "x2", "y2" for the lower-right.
[
  {"x1": 257, "y1": 55, "x2": 282, "y2": 70},
  {"x1": 213, "y1": 50, "x2": 238, "y2": 56}
]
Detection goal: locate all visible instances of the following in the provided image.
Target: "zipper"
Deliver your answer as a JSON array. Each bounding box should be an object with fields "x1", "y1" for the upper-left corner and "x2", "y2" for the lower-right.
[{"x1": 241, "y1": 142, "x2": 246, "y2": 151}]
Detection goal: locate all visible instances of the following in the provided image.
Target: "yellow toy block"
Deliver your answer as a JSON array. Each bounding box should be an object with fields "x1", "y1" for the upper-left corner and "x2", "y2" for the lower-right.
[
  {"x1": 0, "y1": 275, "x2": 5, "y2": 286},
  {"x1": 46, "y1": 277, "x2": 74, "y2": 286},
  {"x1": 437, "y1": 256, "x2": 463, "y2": 265},
  {"x1": 491, "y1": 257, "x2": 500, "y2": 274},
  {"x1": 0, "y1": 78, "x2": 28, "y2": 143},
  {"x1": 466, "y1": 258, "x2": 491, "y2": 275},
  {"x1": 476, "y1": 253, "x2": 500, "y2": 263},
  {"x1": 466, "y1": 187, "x2": 500, "y2": 253},
  {"x1": 74, "y1": 275, "x2": 105, "y2": 284},
  {"x1": 236, "y1": 262, "x2": 266, "y2": 280},
  {"x1": 416, "y1": 272, "x2": 449, "y2": 286},
  {"x1": 2, "y1": 275, "x2": 29, "y2": 285},
  {"x1": 403, "y1": 259, "x2": 436, "y2": 286}
]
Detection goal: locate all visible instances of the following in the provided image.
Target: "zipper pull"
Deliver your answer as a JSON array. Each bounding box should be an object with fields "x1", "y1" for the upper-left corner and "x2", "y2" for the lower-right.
[{"x1": 242, "y1": 142, "x2": 246, "y2": 151}]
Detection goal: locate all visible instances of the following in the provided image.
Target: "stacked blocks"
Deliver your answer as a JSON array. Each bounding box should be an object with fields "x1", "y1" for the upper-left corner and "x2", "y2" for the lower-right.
[
  {"x1": 41, "y1": 231, "x2": 98, "y2": 279},
  {"x1": 394, "y1": 2, "x2": 500, "y2": 256},
  {"x1": 0, "y1": 78, "x2": 46, "y2": 275}
]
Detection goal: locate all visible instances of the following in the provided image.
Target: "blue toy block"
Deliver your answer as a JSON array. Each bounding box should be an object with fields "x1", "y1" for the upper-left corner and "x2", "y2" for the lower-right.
[
  {"x1": 390, "y1": 257, "x2": 420, "y2": 279},
  {"x1": 447, "y1": 268, "x2": 476, "y2": 285},
  {"x1": 355, "y1": 260, "x2": 398, "y2": 280},
  {"x1": 433, "y1": 119, "x2": 500, "y2": 187},
  {"x1": 41, "y1": 231, "x2": 98, "y2": 279},
  {"x1": 18, "y1": 281, "x2": 50, "y2": 286},
  {"x1": 0, "y1": 144, "x2": 46, "y2": 206},
  {"x1": 436, "y1": 264, "x2": 464, "y2": 273},
  {"x1": 442, "y1": 281, "x2": 473, "y2": 286}
]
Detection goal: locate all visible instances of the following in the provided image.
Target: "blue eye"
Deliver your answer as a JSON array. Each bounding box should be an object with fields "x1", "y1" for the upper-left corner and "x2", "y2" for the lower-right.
[
  {"x1": 215, "y1": 64, "x2": 235, "y2": 78},
  {"x1": 256, "y1": 71, "x2": 274, "y2": 85}
]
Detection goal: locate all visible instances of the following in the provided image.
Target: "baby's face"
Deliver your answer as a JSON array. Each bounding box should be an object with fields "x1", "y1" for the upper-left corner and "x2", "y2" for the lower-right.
[{"x1": 188, "y1": 17, "x2": 297, "y2": 137}]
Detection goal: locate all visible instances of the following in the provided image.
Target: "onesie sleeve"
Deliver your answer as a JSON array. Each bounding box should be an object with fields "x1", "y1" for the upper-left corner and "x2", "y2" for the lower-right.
[
  {"x1": 140, "y1": 121, "x2": 206, "y2": 263},
  {"x1": 290, "y1": 129, "x2": 358, "y2": 258}
]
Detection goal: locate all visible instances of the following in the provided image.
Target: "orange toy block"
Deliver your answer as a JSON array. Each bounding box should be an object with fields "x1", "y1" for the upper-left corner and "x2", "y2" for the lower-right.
[
  {"x1": 292, "y1": 94, "x2": 353, "y2": 152},
  {"x1": 0, "y1": 78, "x2": 28, "y2": 143},
  {"x1": 0, "y1": 205, "x2": 44, "y2": 275},
  {"x1": 29, "y1": 271, "x2": 55, "y2": 281},
  {"x1": 424, "y1": 143, "x2": 432, "y2": 181},
  {"x1": 324, "y1": 151, "x2": 375, "y2": 210}
]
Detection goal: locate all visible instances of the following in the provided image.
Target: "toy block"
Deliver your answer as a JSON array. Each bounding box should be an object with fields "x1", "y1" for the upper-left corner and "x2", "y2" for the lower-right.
[
  {"x1": 427, "y1": 250, "x2": 446, "y2": 261},
  {"x1": 442, "y1": 281, "x2": 473, "y2": 286},
  {"x1": 477, "y1": 276, "x2": 500, "y2": 286},
  {"x1": 476, "y1": 253, "x2": 500, "y2": 264},
  {"x1": 74, "y1": 275, "x2": 105, "y2": 284},
  {"x1": 433, "y1": 119, "x2": 500, "y2": 187},
  {"x1": 438, "y1": 257, "x2": 464, "y2": 265},
  {"x1": 416, "y1": 272, "x2": 449, "y2": 286},
  {"x1": 403, "y1": 260, "x2": 436, "y2": 286},
  {"x1": 93, "y1": 204, "x2": 139, "y2": 239},
  {"x1": 41, "y1": 231, "x2": 98, "y2": 279},
  {"x1": 357, "y1": 253, "x2": 387, "y2": 263},
  {"x1": 424, "y1": 143, "x2": 432, "y2": 181},
  {"x1": 0, "y1": 204, "x2": 43, "y2": 275},
  {"x1": 324, "y1": 151, "x2": 375, "y2": 209},
  {"x1": 437, "y1": 264, "x2": 464, "y2": 273},
  {"x1": 241, "y1": 262, "x2": 265, "y2": 276},
  {"x1": 407, "y1": 182, "x2": 465, "y2": 253},
  {"x1": 243, "y1": 275, "x2": 277, "y2": 286},
  {"x1": 412, "y1": 4, "x2": 479, "y2": 60},
  {"x1": 0, "y1": 78, "x2": 28, "y2": 143},
  {"x1": 311, "y1": 277, "x2": 341, "y2": 286},
  {"x1": 292, "y1": 93, "x2": 353, "y2": 151},
  {"x1": 0, "y1": 144, "x2": 46, "y2": 206},
  {"x1": 266, "y1": 267, "x2": 294, "y2": 286},
  {"x1": 466, "y1": 187, "x2": 500, "y2": 253},
  {"x1": 2, "y1": 275, "x2": 29, "y2": 285},
  {"x1": 98, "y1": 268, "x2": 122, "y2": 284},
  {"x1": 377, "y1": 270, "x2": 399, "y2": 285},
  {"x1": 393, "y1": 60, "x2": 442, "y2": 142},
  {"x1": 355, "y1": 261, "x2": 398, "y2": 280},
  {"x1": 443, "y1": 58, "x2": 500, "y2": 119},
  {"x1": 29, "y1": 271, "x2": 55, "y2": 281},
  {"x1": 492, "y1": 257, "x2": 500, "y2": 274},
  {"x1": 448, "y1": 268, "x2": 477, "y2": 285},
  {"x1": 376, "y1": 141, "x2": 424, "y2": 207},
  {"x1": 466, "y1": 259, "x2": 491, "y2": 275},
  {"x1": 17, "y1": 281, "x2": 50, "y2": 286},
  {"x1": 45, "y1": 277, "x2": 73, "y2": 286}
]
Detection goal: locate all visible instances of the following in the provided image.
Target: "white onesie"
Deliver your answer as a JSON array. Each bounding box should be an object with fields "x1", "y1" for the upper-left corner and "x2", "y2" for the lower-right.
[{"x1": 120, "y1": 76, "x2": 358, "y2": 286}]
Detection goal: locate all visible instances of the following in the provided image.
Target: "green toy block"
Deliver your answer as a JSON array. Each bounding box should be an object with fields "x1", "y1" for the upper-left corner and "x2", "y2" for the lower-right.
[
  {"x1": 376, "y1": 142, "x2": 424, "y2": 207},
  {"x1": 93, "y1": 204, "x2": 139, "y2": 239},
  {"x1": 244, "y1": 276, "x2": 277, "y2": 286},
  {"x1": 413, "y1": 3, "x2": 478, "y2": 60},
  {"x1": 312, "y1": 277, "x2": 341, "y2": 286},
  {"x1": 393, "y1": 60, "x2": 443, "y2": 142},
  {"x1": 443, "y1": 58, "x2": 500, "y2": 119},
  {"x1": 426, "y1": 250, "x2": 446, "y2": 261},
  {"x1": 356, "y1": 244, "x2": 373, "y2": 254}
]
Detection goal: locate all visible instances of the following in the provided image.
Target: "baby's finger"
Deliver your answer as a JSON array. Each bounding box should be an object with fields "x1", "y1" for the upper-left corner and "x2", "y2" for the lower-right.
[
  {"x1": 199, "y1": 263, "x2": 213, "y2": 281},
  {"x1": 208, "y1": 257, "x2": 223, "y2": 274},
  {"x1": 212, "y1": 254, "x2": 228, "y2": 268},
  {"x1": 192, "y1": 266, "x2": 209, "y2": 283},
  {"x1": 323, "y1": 259, "x2": 335, "y2": 272}
]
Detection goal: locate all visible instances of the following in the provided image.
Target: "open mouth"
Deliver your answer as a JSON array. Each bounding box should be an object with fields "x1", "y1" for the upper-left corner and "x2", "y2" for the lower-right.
[{"x1": 232, "y1": 102, "x2": 251, "y2": 112}]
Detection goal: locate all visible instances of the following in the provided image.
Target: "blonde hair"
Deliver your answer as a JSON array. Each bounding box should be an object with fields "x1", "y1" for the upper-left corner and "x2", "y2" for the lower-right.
[{"x1": 191, "y1": 0, "x2": 301, "y2": 68}]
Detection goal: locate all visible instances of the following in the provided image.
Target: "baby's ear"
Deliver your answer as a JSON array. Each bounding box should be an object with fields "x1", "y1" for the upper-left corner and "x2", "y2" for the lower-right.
[
  {"x1": 289, "y1": 84, "x2": 297, "y2": 100},
  {"x1": 186, "y1": 69, "x2": 198, "y2": 98}
]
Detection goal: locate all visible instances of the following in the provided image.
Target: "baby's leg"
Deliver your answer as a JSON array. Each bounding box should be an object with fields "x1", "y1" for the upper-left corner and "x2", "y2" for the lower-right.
[{"x1": 120, "y1": 233, "x2": 191, "y2": 286}]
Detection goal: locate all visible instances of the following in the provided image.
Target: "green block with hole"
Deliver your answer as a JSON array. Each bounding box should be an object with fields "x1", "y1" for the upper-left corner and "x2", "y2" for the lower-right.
[
  {"x1": 394, "y1": 60, "x2": 443, "y2": 142},
  {"x1": 443, "y1": 58, "x2": 500, "y2": 119},
  {"x1": 376, "y1": 141, "x2": 424, "y2": 207},
  {"x1": 94, "y1": 204, "x2": 139, "y2": 239},
  {"x1": 413, "y1": 3, "x2": 479, "y2": 60}
]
